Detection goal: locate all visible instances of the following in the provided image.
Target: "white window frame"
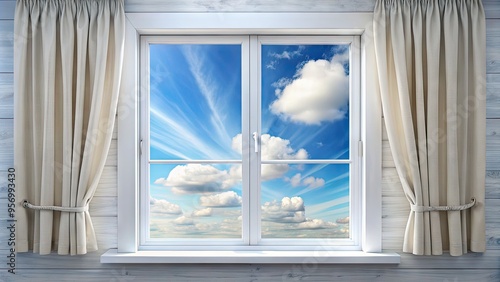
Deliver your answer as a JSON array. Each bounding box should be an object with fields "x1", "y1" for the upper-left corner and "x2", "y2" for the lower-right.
[
  {"x1": 101, "y1": 12, "x2": 400, "y2": 264},
  {"x1": 140, "y1": 35, "x2": 360, "y2": 250}
]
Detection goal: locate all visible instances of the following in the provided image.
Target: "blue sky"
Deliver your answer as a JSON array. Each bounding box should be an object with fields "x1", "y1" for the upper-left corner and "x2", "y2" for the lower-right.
[{"x1": 148, "y1": 43, "x2": 351, "y2": 239}]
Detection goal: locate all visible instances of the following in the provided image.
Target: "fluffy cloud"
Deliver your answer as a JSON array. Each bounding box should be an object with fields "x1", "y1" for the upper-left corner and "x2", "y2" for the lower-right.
[
  {"x1": 150, "y1": 198, "x2": 182, "y2": 215},
  {"x1": 296, "y1": 219, "x2": 337, "y2": 229},
  {"x1": 200, "y1": 191, "x2": 242, "y2": 207},
  {"x1": 270, "y1": 51, "x2": 349, "y2": 125},
  {"x1": 192, "y1": 208, "x2": 213, "y2": 217},
  {"x1": 173, "y1": 216, "x2": 194, "y2": 225},
  {"x1": 154, "y1": 164, "x2": 239, "y2": 194},
  {"x1": 302, "y1": 176, "x2": 325, "y2": 189},
  {"x1": 336, "y1": 216, "x2": 350, "y2": 224},
  {"x1": 286, "y1": 173, "x2": 325, "y2": 189},
  {"x1": 262, "y1": 197, "x2": 306, "y2": 223},
  {"x1": 232, "y1": 133, "x2": 308, "y2": 181}
]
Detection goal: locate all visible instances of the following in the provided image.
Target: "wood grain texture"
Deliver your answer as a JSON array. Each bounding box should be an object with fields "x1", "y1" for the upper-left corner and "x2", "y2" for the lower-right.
[
  {"x1": 94, "y1": 166, "x2": 117, "y2": 197},
  {"x1": 125, "y1": 0, "x2": 376, "y2": 13},
  {"x1": 89, "y1": 197, "x2": 117, "y2": 217},
  {"x1": 0, "y1": 118, "x2": 13, "y2": 171},
  {"x1": 10, "y1": 249, "x2": 500, "y2": 270},
  {"x1": 0, "y1": 20, "x2": 13, "y2": 73},
  {"x1": 485, "y1": 0, "x2": 500, "y2": 19},
  {"x1": 0, "y1": 73, "x2": 13, "y2": 119},
  {"x1": 105, "y1": 139, "x2": 117, "y2": 166},
  {"x1": 487, "y1": 74, "x2": 500, "y2": 118},
  {"x1": 487, "y1": 19, "x2": 500, "y2": 74},
  {"x1": 0, "y1": 1, "x2": 15, "y2": 20},
  {"x1": 4, "y1": 267, "x2": 499, "y2": 281}
]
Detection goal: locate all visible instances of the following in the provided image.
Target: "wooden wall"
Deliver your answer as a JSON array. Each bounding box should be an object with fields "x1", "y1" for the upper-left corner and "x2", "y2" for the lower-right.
[{"x1": 0, "y1": 0, "x2": 499, "y2": 281}]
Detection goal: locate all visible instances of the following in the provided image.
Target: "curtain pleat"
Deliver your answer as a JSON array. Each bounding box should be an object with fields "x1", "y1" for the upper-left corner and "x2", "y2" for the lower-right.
[
  {"x1": 14, "y1": 0, "x2": 125, "y2": 255},
  {"x1": 374, "y1": 0, "x2": 486, "y2": 256}
]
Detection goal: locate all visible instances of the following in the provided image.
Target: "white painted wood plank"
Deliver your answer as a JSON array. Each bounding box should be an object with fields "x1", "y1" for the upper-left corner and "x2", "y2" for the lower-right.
[
  {"x1": 0, "y1": 20, "x2": 13, "y2": 72},
  {"x1": 484, "y1": 0, "x2": 500, "y2": 19},
  {"x1": 89, "y1": 196, "x2": 117, "y2": 217},
  {"x1": 382, "y1": 140, "x2": 395, "y2": 168},
  {"x1": 0, "y1": 1, "x2": 15, "y2": 20},
  {"x1": 94, "y1": 166, "x2": 117, "y2": 197},
  {"x1": 486, "y1": 170, "x2": 500, "y2": 199},
  {"x1": 7, "y1": 268, "x2": 499, "y2": 281},
  {"x1": 0, "y1": 118, "x2": 13, "y2": 170},
  {"x1": 0, "y1": 73, "x2": 13, "y2": 119},
  {"x1": 487, "y1": 20, "x2": 500, "y2": 73},
  {"x1": 487, "y1": 119, "x2": 500, "y2": 170},
  {"x1": 9, "y1": 249, "x2": 499, "y2": 270},
  {"x1": 487, "y1": 74, "x2": 500, "y2": 118},
  {"x1": 125, "y1": 0, "x2": 376, "y2": 13},
  {"x1": 93, "y1": 216, "x2": 117, "y2": 249},
  {"x1": 105, "y1": 139, "x2": 117, "y2": 166}
]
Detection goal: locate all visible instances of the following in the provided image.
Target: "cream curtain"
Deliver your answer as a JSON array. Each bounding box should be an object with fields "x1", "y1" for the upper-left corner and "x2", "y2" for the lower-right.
[
  {"x1": 14, "y1": 0, "x2": 125, "y2": 255},
  {"x1": 374, "y1": 0, "x2": 486, "y2": 256}
]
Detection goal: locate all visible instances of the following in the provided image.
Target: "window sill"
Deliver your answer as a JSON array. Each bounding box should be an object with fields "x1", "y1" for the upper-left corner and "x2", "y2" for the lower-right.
[{"x1": 100, "y1": 249, "x2": 400, "y2": 264}]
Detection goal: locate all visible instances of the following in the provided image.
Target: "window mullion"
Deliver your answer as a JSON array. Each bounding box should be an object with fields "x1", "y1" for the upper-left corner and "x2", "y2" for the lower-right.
[{"x1": 248, "y1": 35, "x2": 261, "y2": 245}]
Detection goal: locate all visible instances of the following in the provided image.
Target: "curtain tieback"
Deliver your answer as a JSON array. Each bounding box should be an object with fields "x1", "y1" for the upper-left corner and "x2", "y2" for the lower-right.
[
  {"x1": 22, "y1": 200, "x2": 89, "y2": 213},
  {"x1": 411, "y1": 198, "x2": 476, "y2": 213}
]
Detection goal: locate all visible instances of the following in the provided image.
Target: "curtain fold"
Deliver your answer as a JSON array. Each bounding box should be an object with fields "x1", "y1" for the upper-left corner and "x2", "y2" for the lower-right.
[
  {"x1": 373, "y1": 0, "x2": 486, "y2": 256},
  {"x1": 14, "y1": 0, "x2": 125, "y2": 255}
]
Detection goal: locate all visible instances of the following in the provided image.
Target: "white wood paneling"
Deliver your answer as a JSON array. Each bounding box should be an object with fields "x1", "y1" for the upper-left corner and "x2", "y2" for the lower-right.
[
  {"x1": 0, "y1": 1, "x2": 15, "y2": 20},
  {"x1": 105, "y1": 139, "x2": 117, "y2": 166},
  {"x1": 0, "y1": 20, "x2": 13, "y2": 72},
  {"x1": 487, "y1": 119, "x2": 500, "y2": 170},
  {"x1": 94, "y1": 166, "x2": 117, "y2": 197},
  {"x1": 0, "y1": 118, "x2": 13, "y2": 170},
  {"x1": 487, "y1": 19, "x2": 500, "y2": 74},
  {"x1": 89, "y1": 197, "x2": 117, "y2": 217},
  {"x1": 487, "y1": 74, "x2": 500, "y2": 118},
  {"x1": 485, "y1": 0, "x2": 500, "y2": 19},
  {"x1": 0, "y1": 73, "x2": 13, "y2": 119},
  {"x1": 125, "y1": 0, "x2": 376, "y2": 13},
  {"x1": 5, "y1": 268, "x2": 499, "y2": 281}
]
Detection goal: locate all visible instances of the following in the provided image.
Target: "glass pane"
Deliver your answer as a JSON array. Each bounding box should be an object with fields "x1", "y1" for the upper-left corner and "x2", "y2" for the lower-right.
[
  {"x1": 261, "y1": 164, "x2": 350, "y2": 239},
  {"x1": 261, "y1": 45, "x2": 350, "y2": 160},
  {"x1": 149, "y1": 44, "x2": 242, "y2": 160},
  {"x1": 149, "y1": 163, "x2": 242, "y2": 239}
]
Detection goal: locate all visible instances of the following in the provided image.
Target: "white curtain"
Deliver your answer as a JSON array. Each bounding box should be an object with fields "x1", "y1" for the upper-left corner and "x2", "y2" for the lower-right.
[
  {"x1": 374, "y1": 0, "x2": 486, "y2": 256},
  {"x1": 14, "y1": 0, "x2": 125, "y2": 255}
]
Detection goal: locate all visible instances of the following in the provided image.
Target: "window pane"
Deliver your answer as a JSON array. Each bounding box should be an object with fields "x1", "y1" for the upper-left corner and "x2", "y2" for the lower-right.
[
  {"x1": 149, "y1": 163, "x2": 242, "y2": 239},
  {"x1": 261, "y1": 164, "x2": 349, "y2": 239},
  {"x1": 261, "y1": 45, "x2": 350, "y2": 160},
  {"x1": 149, "y1": 44, "x2": 242, "y2": 160}
]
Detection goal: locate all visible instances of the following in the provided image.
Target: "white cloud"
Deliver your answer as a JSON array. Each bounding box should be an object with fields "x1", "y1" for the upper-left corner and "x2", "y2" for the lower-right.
[
  {"x1": 262, "y1": 197, "x2": 306, "y2": 223},
  {"x1": 150, "y1": 198, "x2": 182, "y2": 215},
  {"x1": 286, "y1": 173, "x2": 325, "y2": 189},
  {"x1": 270, "y1": 51, "x2": 349, "y2": 125},
  {"x1": 269, "y1": 46, "x2": 305, "y2": 60},
  {"x1": 296, "y1": 219, "x2": 337, "y2": 229},
  {"x1": 200, "y1": 191, "x2": 242, "y2": 207},
  {"x1": 232, "y1": 134, "x2": 308, "y2": 181},
  {"x1": 192, "y1": 208, "x2": 213, "y2": 217},
  {"x1": 174, "y1": 216, "x2": 194, "y2": 225},
  {"x1": 289, "y1": 173, "x2": 302, "y2": 187},
  {"x1": 302, "y1": 176, "x2": 325, "y2": 189},
  {"x1": 336, "y1": 216, "x2": 350, "y2": 224},
  {"x1": 154, "y1": 164, "x2": 239, "y2": 194}
]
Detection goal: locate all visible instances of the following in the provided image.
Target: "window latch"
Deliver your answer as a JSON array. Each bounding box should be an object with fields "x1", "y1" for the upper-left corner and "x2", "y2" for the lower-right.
[{"x1": 253, "y1": 132, "x2": 259, "y2": 153}]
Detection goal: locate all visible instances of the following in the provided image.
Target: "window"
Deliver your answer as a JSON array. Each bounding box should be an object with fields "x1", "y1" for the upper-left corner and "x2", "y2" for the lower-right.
[
  {"x1": 102, "y1": 12, "x2": 399, "y2": 264},
  {"x1": 140, "y1": 36, "x2": 360, "y2": 249}
]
